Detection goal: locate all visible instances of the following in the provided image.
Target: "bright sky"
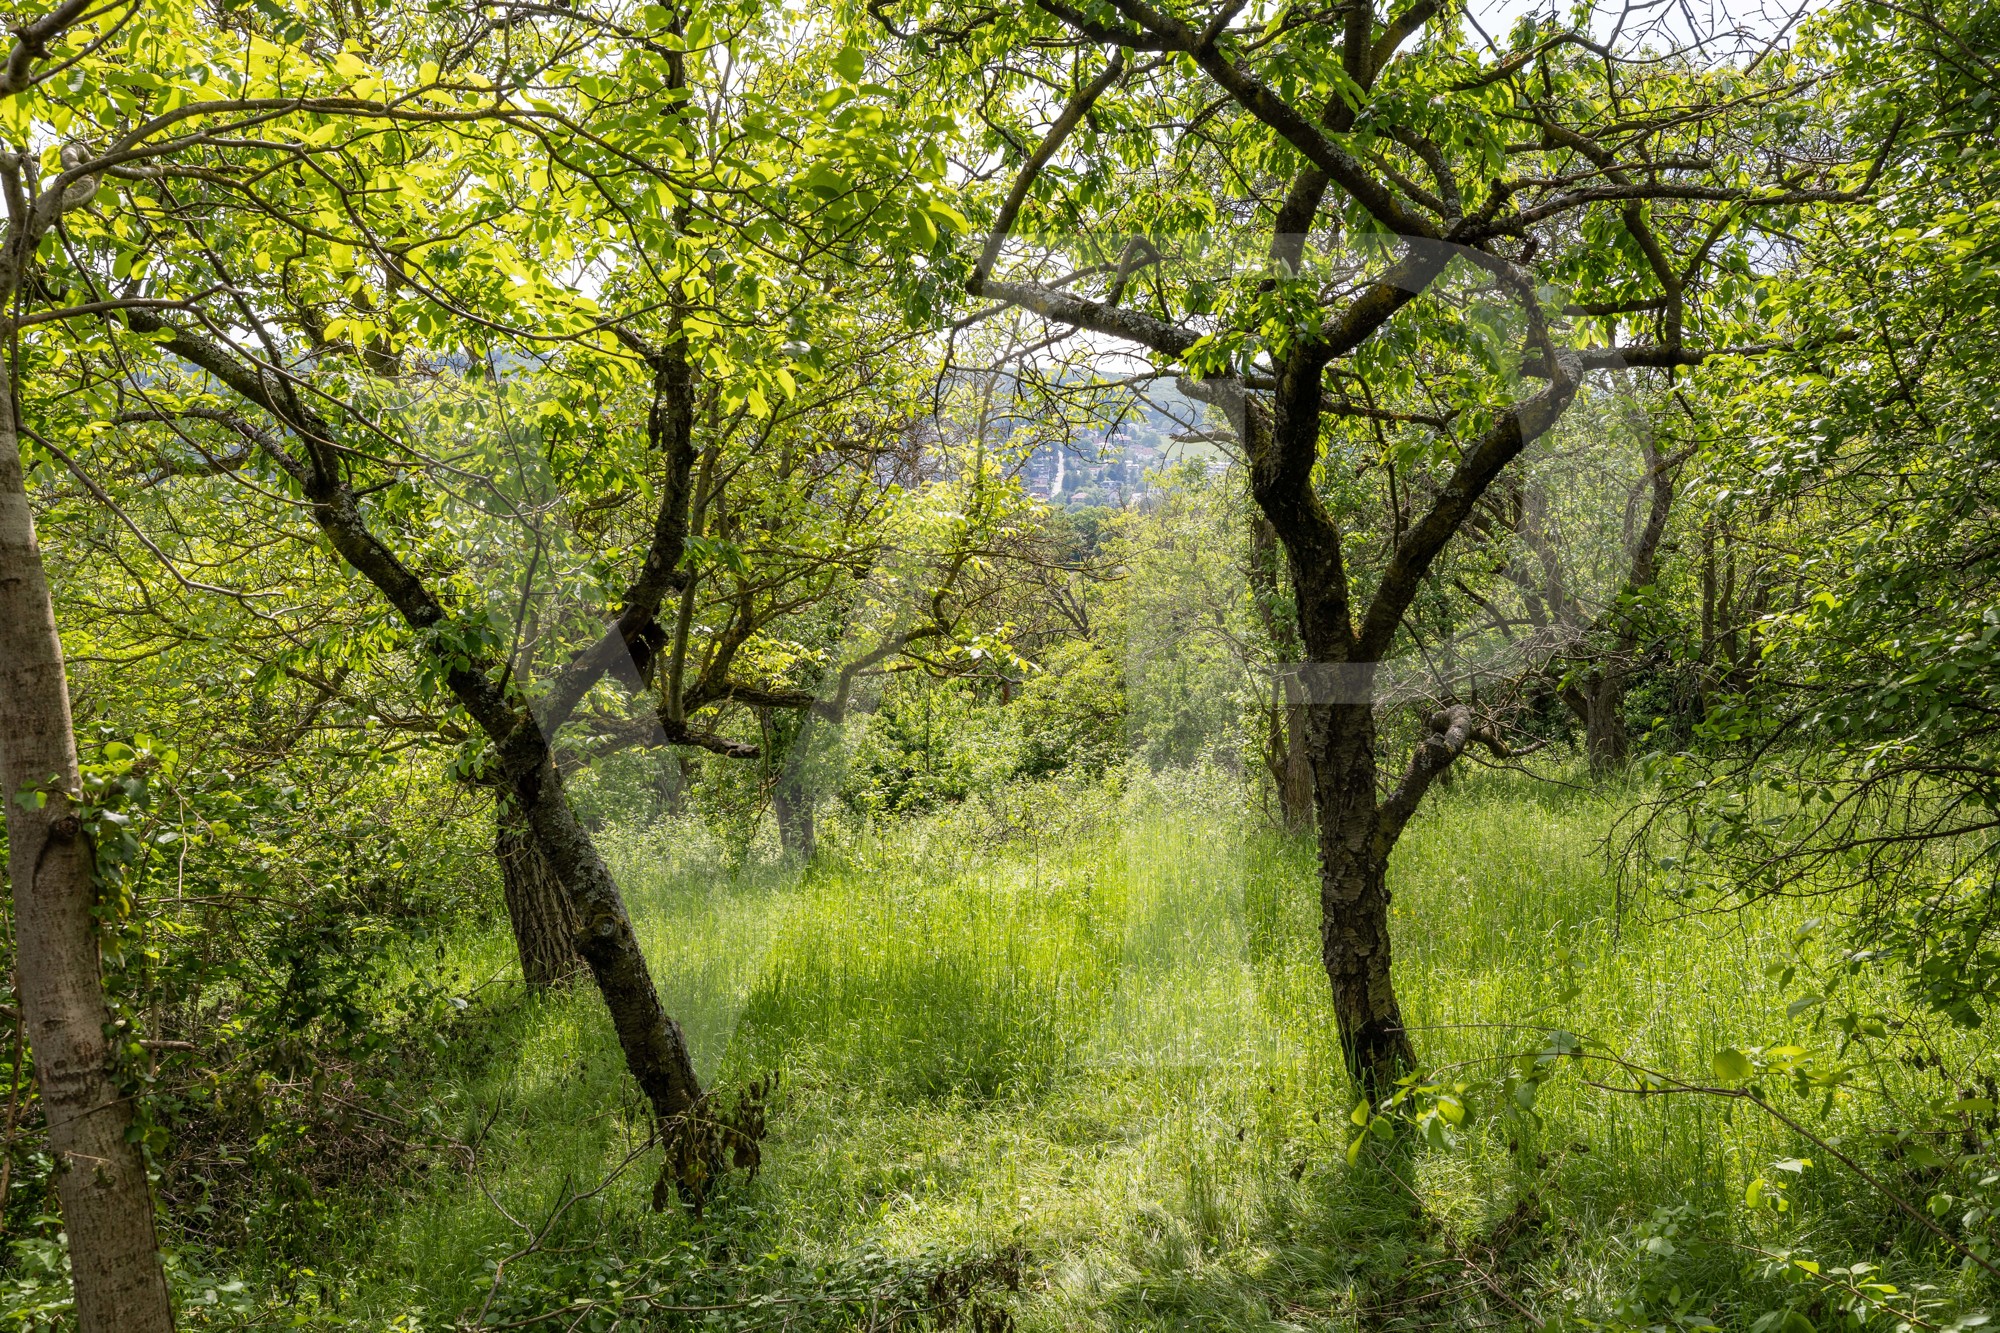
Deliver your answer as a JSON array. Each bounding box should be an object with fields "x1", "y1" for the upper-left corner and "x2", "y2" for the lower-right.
[{"x1": 1460, "y1": 0, "x2": 1825, "y2": 60}]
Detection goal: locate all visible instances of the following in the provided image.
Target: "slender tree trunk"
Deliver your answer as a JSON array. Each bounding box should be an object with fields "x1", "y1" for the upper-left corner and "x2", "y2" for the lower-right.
[
  {"x1": 763, "y1": 704, "x2": 821, "y2": 861},
  {"x1": 0, "y1": 363, "x2": 175, "y2": 1331},
  {"x1": 1263, "y1": 674, "x2": 1316, "y2": 832},
  {"x1": 663, "y1": 755, "x2": 694, "y2": 815},
  {"x1": 1277, "y1": 675, "x2": 1316, "y2": 831},
  {"x1": 771, "y1": 776, "x2": 815, "y2": 860},
  {"x1": 501, "y1": 746, "x2": 704, "y2": 1126},
  {"x1": 1310, "y1": 698, "x2": 1415, "y2": 1095},
  {"x1": 124, "y1": 309, "x2": 712, "y2": 1149},
  {"x1": 495, "y1": 799, "x2": 581, "y2": 990},
  {"x1": 1250, "y1": 517, "x2": 1315, "y2": 833}
]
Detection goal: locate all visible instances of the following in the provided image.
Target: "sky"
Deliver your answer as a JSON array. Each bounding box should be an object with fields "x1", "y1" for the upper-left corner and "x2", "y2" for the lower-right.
[{"x1": 1461, "y1": 0, "x2": 1825, "y2": 61}]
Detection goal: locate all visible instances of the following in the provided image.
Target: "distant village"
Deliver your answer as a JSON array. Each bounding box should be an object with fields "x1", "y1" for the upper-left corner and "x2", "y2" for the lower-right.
[{"x1": 1017, "y1": 388, "x2": 1229, "y2": 508}]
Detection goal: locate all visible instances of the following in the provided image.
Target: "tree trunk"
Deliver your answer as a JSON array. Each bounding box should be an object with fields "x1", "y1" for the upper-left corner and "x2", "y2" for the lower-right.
[
  {"x1": 115, "y1": 238, "x2": 724, "y2": 1202},
  {"x1": 502, "y1": 747, "x2": 705, "y2": 1127},
  {"x1": 771, "y1": 775, "x2": 815, "y2": 860},
  {"x1": 1562, "y1": 675, "x2": 1629, "y2": 774},
  {"x1": 1310, "y1": 697, "x2": 1416, "y2": 1096},
  {"x1": 1584, "y1": 678, "x2": 1628, "y2": 773},
  {"x1": 0, "y1": 367, "x2": 176, "y2": 1331},
  {"x1": 663, "y1": 755, "x2": 694, "y2": 815},
  {"x1": 1250, "y1": 517, "x2": 1315, "y2": 834},
  {"x1": 496, "y1": 800, "x2": 582, "y2": 990},
  {"x1": 1269, "y1": 673, "x2": 1316, "y2": 832}
]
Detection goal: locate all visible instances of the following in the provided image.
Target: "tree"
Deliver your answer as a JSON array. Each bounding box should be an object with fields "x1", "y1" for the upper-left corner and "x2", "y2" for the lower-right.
[
  {"x1": 496, "y1": 802, "x2": 583, "y2": 988},
  {"x1": 7, "y1": 0, "x2": 963, "y2": 1207},
  {"x1": 1639, "y1": 0, "x2": 2000, "y2": 1027},
  {"x1": 890, "y1": 0, "x2": 1869, "y2": 1092},
  {"x1": 0, "y1": 5, "x2": 186, "y2": 1324},
  {"x1": 1453, "y1": 385, "x2": 1689, "y2": 773}
]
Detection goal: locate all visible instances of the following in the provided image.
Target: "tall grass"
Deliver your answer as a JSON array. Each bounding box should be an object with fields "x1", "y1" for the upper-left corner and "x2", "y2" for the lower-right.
[{"x1": 216, "y1": 767, "x2": 1992, "y2": 1330}]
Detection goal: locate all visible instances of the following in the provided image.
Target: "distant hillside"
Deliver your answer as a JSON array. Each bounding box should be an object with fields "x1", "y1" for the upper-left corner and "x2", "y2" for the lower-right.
[{"x1": 1019, "y1": 382, "x2": 1231, "y2": 508}]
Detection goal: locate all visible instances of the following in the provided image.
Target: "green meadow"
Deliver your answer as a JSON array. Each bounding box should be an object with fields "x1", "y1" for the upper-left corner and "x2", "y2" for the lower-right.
[{"x1": 184, "y1": 768, "x2": 1980, "y2": 1331}]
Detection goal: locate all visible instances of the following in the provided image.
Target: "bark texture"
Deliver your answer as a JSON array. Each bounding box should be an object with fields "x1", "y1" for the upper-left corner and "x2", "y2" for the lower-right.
[
  {"x1": 0, "y1": 362, "x2": 176, "y2": 1332},
  {"x1": 496, "y1": 800, "x2": 582, "y2": 989},
  {"x1": 507, "y1": 744, "x2": 706, "y2": 1125},
  {"x1": 1308, "y1": 699, "x2": 1416, "y2": 1085},
  {"x1": 1241, "y1": 307, "x2": 1575, "y2": 1098},
  {"x1": 1563, "y1": 674, "x2": 1630, "y2": 773}
]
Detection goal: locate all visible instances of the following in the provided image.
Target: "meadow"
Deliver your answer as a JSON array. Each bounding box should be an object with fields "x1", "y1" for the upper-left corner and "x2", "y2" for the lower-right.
[{"x1": 179, "y1": 767, "x2": 1987, "y2": 1332}]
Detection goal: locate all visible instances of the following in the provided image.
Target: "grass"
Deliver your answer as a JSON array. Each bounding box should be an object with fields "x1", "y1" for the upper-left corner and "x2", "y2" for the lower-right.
[{"x1": 180, "y1": 766, "x2": 1999, "y2": 1330}]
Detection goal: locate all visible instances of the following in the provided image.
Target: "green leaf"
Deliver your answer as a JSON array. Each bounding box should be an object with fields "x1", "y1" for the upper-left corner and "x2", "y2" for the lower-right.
[{"x1": 1713, "y1": 1048, "x2": 1755, "y2": 1082}]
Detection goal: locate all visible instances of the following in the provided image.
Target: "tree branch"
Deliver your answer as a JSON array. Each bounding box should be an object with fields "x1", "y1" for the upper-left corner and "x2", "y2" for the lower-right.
[
  {"x1": 968, "y1": 50, "x2": 1126, "y2": 292},
  {"x1": 1376, "y1": 704, "x2": 1507, "y2": 851},
  {"x1": 972, "y1": 277, "x2": 1200, "y2": 359},
  {"x1": 1, "y1": 0, "x2": 98, "y2": 96}
]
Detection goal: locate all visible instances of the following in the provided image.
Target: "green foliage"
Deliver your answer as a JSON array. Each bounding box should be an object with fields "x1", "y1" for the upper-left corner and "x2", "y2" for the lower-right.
[
  {"x1": 1013, "y1": 642, "x2": 1126, "y2": 780},
  {"x1": 6, "y1": 0, "x2": 2000, "y2": 1326},
  {"x1": 841, "y1": 675, "x2": 1018, "y2": 815},
  {"x1": 1107, "y1": 465, "x2": 1263, "y2": 772},
  {"x1": 1638, "y1": 0, "x2": 2000, "y2": 1039},
  {"x1": 0, "y1": 728, "x2": 498, "y2": 1275}
]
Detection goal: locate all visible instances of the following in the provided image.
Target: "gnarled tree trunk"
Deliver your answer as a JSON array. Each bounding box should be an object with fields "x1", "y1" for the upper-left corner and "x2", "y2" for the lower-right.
[
  {"x1": 496, "y1": 799, "x2": 582, "y2": 990},
  {"x1": 1562, "y1": 674, "x2": 1629, "y2": 774},
  {"x1": 0, "y1": 364, "x2": 176, "y2": 1331}
]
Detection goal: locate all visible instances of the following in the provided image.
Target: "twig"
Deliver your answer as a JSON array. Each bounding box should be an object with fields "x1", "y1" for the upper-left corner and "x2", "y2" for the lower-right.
[
  {"x1": 1703, "y1": 1236, "x2": 1943, "y2": 1331},
  {"x1": 1577, "y1": 1052, "x2": 2000, "y2": 1283}
]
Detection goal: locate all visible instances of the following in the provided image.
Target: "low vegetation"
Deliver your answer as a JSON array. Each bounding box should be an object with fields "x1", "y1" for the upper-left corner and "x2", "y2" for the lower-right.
[{"x1": 78, "y1": 766, "x2": 1984, "y2": 1330}]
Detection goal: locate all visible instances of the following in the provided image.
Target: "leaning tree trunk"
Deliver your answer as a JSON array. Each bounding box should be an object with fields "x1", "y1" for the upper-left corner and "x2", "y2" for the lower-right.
[
  {"x1": 496, "y1": 800, "x2": 582, "y2": 989},
  {"x1": 502, "y1": 747, "x2": 705, "y2": 1126},
  {"x1": 119, "y1": 302, "x2": 719, "y2": 1200},
  {"x1": 1310, "y1": 698, "x2": 1416, "y2": 1096},
  {"x1": 0, "y1": 371, "x2": 176, "y2": 1331}
]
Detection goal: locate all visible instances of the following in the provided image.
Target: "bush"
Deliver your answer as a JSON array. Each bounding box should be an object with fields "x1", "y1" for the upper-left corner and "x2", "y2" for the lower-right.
[{"x1": 1013, "y1": 641, "x2": 1127, "y2": 778}]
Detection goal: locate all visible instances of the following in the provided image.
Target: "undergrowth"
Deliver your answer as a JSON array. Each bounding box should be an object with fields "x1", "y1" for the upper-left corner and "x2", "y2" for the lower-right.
[{"x1": 32, "y1": 764, "x2": 1998, "y2": 1330}]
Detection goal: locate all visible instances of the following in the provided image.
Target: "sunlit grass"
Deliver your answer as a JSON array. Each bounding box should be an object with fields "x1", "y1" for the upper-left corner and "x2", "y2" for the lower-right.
[{"x1": 246, "y1": 766, "x2": 1995, "y2": 1330}]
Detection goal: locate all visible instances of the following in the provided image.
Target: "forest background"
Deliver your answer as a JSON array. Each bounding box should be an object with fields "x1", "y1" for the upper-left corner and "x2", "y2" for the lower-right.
[{"x1": 3, "y1": 0, "x2": 2000, "y2": 1328}]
